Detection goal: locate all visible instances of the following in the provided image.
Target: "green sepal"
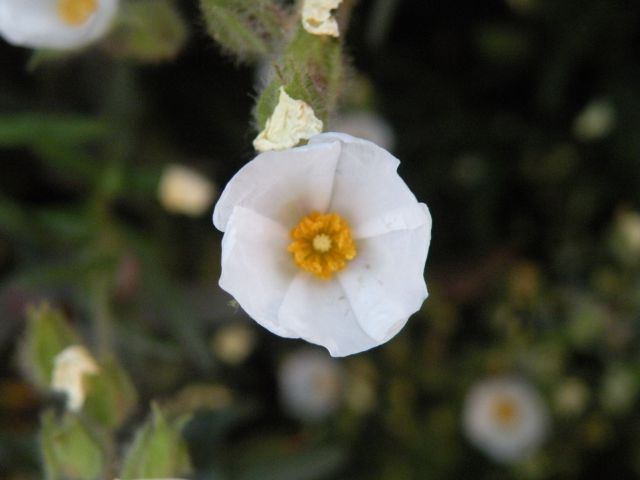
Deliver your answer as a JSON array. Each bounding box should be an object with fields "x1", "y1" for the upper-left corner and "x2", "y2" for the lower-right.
[
  {"x1": 40, "y1": 410, "x2": 105, "y2": 480},
  {"x1": 254, "y1": 26, "x2": 344, "y2": 129},
  {"x1": 84, "y1": 357, "x2": 138, "y2": 430},
  {"x1": 199, "y1": 0, "x2": 288, "y2": 62},
  {"x1": 103, "y1": 0, "x2": 188, "y2": 62},
  {"x1": 119, "y1": 404, "x2": 192, "y2": 479},
  {"x1": 20, "y1": 303, "x2": 82, "y2": 389}
]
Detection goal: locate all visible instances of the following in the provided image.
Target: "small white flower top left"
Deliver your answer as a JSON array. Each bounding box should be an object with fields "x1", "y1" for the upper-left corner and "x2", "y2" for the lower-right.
[
  {"x1": 51, "y1": 345, "x2": 99, "y2": 412},
  {"x1": 0, "y1": 0, "x2": 118, "y2": 50}
]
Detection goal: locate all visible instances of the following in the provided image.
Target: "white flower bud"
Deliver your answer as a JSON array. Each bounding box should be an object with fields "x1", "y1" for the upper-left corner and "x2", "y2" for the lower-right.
[{"x1": 158, "y1": 164, "x2": 216, "y2": 217}]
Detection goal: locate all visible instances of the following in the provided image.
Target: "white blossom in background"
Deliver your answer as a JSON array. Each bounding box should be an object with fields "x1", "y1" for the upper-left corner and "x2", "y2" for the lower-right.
[
  {"x1": 158, "y1": 164, "x2": 216, "y2": 217},
  {"x1": 611, "y1": 209, "x2": 640, "y2": 259},
  {"x1": 51, "y1": 345, "x2": 99, "y2": 411},
  {"x1": 211, "y1": 323, "x2": 257, "y2": 365},
  {"x1": 330, "y1": 111, "x2": 395, "y2": 152},
  {"x1": 463, "y1": 377, "x2": 549, "y2": 463},
  {"x1": 0, "y1": 0, "x2": 118, "y2": 50},
  {"x1": 253, "y1": 87, "x2": 323, "y2": 152},
  {"x1": 214, "y1": 133, "x2": 431, "y2": 357},
  {"x1": 302, "y1": 0, "x2": 342, "y2": 37},
  {"x1": 572, "y1": 98, "x2": 616, "y2": 142},
  {"x1": 278, "y1": 348, "x2": 344, "y2": 420}
]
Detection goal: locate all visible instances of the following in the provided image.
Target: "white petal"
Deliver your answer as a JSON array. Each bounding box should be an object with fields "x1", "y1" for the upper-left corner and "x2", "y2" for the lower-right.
[
  {"x1": 278, "y1": 275, "x2": 378, "y2": 357},
  {"x1": 219, "y1": 206, "x2": 298, "y2": 338},
  {"x1": 253, "y1": 87, "x2": 323, "y2": 152},
  {"x1": 309, "y1": 133, "x2": 424, "y2": 237},
  {"x1": 338, "y1": 222, "x2": 430, "y2": 342},
  {"x1": 213, "y1": 140, "x2": 341, "y2": 232},
  {"x1": 0, "y1": 0, "x2": 118, "y2": 50},
  {"x1": 302, "y1": 0, "x2": 342, "y2": 37}
]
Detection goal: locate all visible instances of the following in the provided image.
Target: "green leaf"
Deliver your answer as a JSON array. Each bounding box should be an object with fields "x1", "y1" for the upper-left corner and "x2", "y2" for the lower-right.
[
  {"x1": 0, "y1": 114, "x2": 107, "y2": 147},
  {"x1": 104, "y1": 0, "x2": 188, "y2": 62},
  {"x1": 84, "y1": 357, "x2": 138, "y2": 430},
  {"x1": 20, "y1": 304, "x2": 82, "y2": 389},
  {"x1": 199, "y1": 0, "x2": 288, "y2": 62},
  {"x1": 120, "y1": 404, "x2": 192, "y2": 479},
  {"x1": 40, "y1": 410, "x2": 105, "y2": 480},
  {"x1": 238, "y1": 445, "x2": 346, "y2": 480}
]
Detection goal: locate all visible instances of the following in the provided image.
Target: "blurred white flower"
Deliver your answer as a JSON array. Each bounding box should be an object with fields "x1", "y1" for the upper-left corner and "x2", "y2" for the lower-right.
[
  {"x1": 51, "y1": 345, "x2": 99, "y2": 411},
  {"x1": 573, "y1": 98, "x2": 616, "y2": 142},
  {"x1": 158, "y1": 164, "x2": 216, "y2": 217},
  {"x1": 253, "y1": 87, "x2": 323, "y2": 152},
  {"x1": 278, "y1": 348, "x2": 344, "y2": 420},
  {"x1": 0, "y1": 0, "x2": 118, "y2": 50},
  {"x1": 211, "y1": 323, "x2": 257, "y2": 365},
  {"x1": 330, "y1": 111, "x2": 395, "y2": 151},
  {"x1": 302, "y1": 0, "x2": 342, "y2": 37},
  {"x1": 213, "y1": 133, "x2": 431, "y2": 357},
  {"x1": 463, "y1": 377, "x2": 549, "y2": 463}
]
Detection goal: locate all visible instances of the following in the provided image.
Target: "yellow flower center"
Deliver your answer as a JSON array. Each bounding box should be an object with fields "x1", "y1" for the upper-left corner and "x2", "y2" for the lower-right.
[
  {"x1": 288, "y1": 212, "x2": 356, "y2": 279},
  {"x1": 57, "y1": 0, "x2": 98, "y2": 26},
  {"x1": 491, "y1": 395, "x2": 520, "y2": 427}
]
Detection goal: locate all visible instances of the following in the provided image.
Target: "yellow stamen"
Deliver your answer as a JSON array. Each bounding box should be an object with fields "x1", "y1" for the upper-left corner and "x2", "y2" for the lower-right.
[
  {"x1": 491, "y1": 395, "x2": 520, "y2": 427},
  {"x1": 57, "y1": 0, "x2": 98, "y2": 26},
  {"x1": 288, "y1": 212, "x2": 356, "y2": 279}
]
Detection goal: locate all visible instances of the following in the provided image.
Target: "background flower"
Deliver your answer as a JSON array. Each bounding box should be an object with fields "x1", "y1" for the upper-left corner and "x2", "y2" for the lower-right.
[
  {"x1": 278, "y1": 347, "x2": 344, "y2": 421},
  {"x1": 463, "y1": 377, "x2": 550, "y2": 463},
  {"x1": 0, "y1": 0, "x2": 118, "y2": 49},
  {"x1": 213, "y1": 133, "x2": 432, "y2": 357}
]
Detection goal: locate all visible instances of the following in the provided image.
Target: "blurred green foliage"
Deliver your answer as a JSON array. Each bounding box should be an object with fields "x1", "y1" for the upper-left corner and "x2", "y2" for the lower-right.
[{"x1": 1, "y1": 0, "x2": 640, "y2": 479}]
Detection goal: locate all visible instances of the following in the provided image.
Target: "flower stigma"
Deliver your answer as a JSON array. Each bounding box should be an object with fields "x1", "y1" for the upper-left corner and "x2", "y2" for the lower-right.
[
  {"x1": 491, "y1": 394, "x2": 520, "y2": 428},
  {"x1": 57, "y1": 0, "x2": 98, "y2": 26},
  {"x1": 288, "y1": 212, "x2": 356, "y2": 279}
]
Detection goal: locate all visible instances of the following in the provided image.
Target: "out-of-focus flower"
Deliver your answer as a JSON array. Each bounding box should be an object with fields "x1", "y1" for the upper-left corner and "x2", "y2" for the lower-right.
[
  {"x1": 302, "y1": 0, "x2": 342, "y2": 37},
  {"x1": 278, "y1": 348, "x2": 344, "y2": 421},
  {"x1": 463, "y1": 377, "x2": 549, "y2": 463},
  {"x1": 330, "y1": 111, "x2": 395, "y2": 151},
  {"x1": 573, "y1": 98, "x2": 616, "y2": 142},
  {"x1": 213, "y1": 133, "x2": 432, "y2": 357},
  {"x1": 158, "y1": 164, "x2": 216, "y2": 217},
  {"x1": 253, "y1": 87, "x2": 323, "y2": 152},
  {"x1": 554, "y1": 377, "x2": 589, "y2": 417},
  {"x1": 0, "y1": 0, "x2": 118, "y2": 50},
  {"x1": 51, "y1": 345, "x2": 99, "y2": 411},
  {"x1": 211, "y1": 323, "x2": 257, "y2": 365}
]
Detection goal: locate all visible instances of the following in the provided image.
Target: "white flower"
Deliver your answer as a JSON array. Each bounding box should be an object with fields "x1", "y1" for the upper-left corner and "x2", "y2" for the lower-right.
[
  {"x1": 158, "y1": 164, "x2": 216, "y2": 217},
  {"x1": 0, "y1": 0, "x2": 118, "y2": 50},
  {"x1": 463, "y1": 377, "x2": 550, "y2": 463},
  {"x1": 302, "y1": 0, "x2": 342, "y2": 37},
  {"x1": 278, "y1": 348, "x2": 344, "y2": 420},
  {"x1": 253, "y1": 87, "x2": 323, "y2": 152},
  {"x1": 330, "y1": 111, "x2": 395, "y2": 151},
  {"x1": 213, "y1": 132, "x2": 431, "y2": 357},
  {"x1": 51, "y1": 345, "x2": 99, "y2": 411}
]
